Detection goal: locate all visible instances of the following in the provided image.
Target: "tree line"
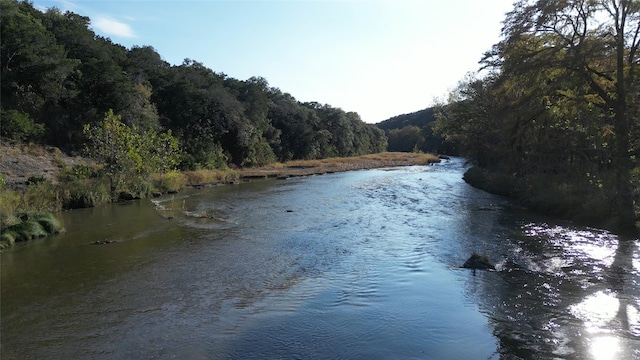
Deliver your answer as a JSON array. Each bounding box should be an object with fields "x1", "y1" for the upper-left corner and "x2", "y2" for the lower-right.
[
  {"x1": 434, "y1": 0, "x2": 640, "y2": 233},
  {"x1": 1, "y1": 0, "x2": 387, "y2": 171},
  {"x1": 376, "y1": 108, "x2": 458, "y2": 155}
]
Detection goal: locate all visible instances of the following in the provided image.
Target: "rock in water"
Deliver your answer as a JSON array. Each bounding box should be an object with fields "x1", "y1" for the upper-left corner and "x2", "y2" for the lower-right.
[{"x1": 463, "y1": 253, "x2": 495, "y2": 270}]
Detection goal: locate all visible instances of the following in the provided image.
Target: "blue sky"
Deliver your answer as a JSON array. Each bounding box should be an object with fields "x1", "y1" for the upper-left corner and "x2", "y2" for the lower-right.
[{"x1": 32, "y1": 0, "x2": 515, "y2": 123}]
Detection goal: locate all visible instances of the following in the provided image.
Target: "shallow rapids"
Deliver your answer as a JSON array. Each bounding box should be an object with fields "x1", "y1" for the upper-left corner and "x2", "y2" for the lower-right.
[{"x1": 2, "y1": 158, "x2": 638, "y2": 359}]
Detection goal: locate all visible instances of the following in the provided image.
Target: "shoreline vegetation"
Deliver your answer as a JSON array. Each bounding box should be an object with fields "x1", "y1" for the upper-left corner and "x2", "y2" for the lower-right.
[
  {"x1": 210, "y1": 152, "x2": 441, "y2": 184},
  {"x1": 0, "y1": 143, "x2": 441, "y2": 249}
]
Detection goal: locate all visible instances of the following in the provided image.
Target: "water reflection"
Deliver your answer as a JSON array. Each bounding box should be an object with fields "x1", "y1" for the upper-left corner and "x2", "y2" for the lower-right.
[
  {"x1": 469, "y1": 213, "x2": 640, "y2": 359},
  {"x1": 3, "y1": 159, "x2": 640, "y2": 359},
  {"x1": 589, "y1": 335, "x2": 620, "y2": 360}
]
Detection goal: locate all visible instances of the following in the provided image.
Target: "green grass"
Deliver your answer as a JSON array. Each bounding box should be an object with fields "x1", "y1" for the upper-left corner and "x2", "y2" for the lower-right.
[{"x1": 0, "y1": 210, "x2": 65, "y2": 249}]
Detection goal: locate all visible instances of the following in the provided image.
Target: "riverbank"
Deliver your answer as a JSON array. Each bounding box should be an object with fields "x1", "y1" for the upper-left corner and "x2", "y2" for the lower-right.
[
  {"x1": 230, "y1": 153, "x2": 440, "y2": 183},
  {"x1": 170, "y1": 152, "x2": 441, "y2": 190},
  {"x1": 462, "y1": 165, "x2": 638, "y2": 235},
  {"x1": 0, "y1": 142, "x2": 441, "y2": 189},
  {"x1": 0, "y1": 142, "x2": 94, "y2": 189},
  {"x1": 0, "y1": 143, "x2": 441, "y2": 248}
]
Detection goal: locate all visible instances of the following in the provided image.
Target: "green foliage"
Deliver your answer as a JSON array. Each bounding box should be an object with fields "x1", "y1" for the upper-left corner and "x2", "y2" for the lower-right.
[
  {"x1": 58, "y1": 164, "x2": 100, "y2": 182},
  {"x1": 0, "y1": 189, "x2": 21, "y2": 229},
  {"x1": 34, "y1": 212, "x2": 63, "y2": 234},
  {"x1": 122, "y1": 177, "x2": 154, "y2": 199},
  {"x1": 138, "y1": 128, "x2": 182, "y2": 172},
  {"x1": 1, "y1": 0, "x2": 79, "y2": 143},
  {"x1": 0, "y1": 109, "x2": 45, "y2": 141},
  {"x1": 387, "y1": 126, "x2": 425, "y2": 153},
  {"x1": 151, "y1": 170, "x2": 186, "y2": 193},
  {"x1": 22, "y1": 181, "x2": 60, "y2": 213},
  {"x1": 437, "y1": 0, "x2": 640, "y2": 231},
  {"x1": 0, "y1": 212, "x2": 63, "y2": 248},
  {"x1": 83, "y1": 110, "x2": 180, "y2": 193},
  {"x1": 0, "y1": 172, "x2": 6, "y2": 189},
  {"x1": 2, "y1": 0, "x2": 388, "y2": 176},
  {"x1": 1, "y1": 231, "x2": 16, "y2": 247},
  {"x1": 26, "y1": 175, "x2": 46, "y2": 186},
  {"x1": 60, "y1": 179, "x2": 110, "y2": 209},
  {"x1": 9, "y1": 220, "x2": 46, "y2": 241},
  {"x1": 377, "y1": 108, "x2": 452, "y2": 154}
]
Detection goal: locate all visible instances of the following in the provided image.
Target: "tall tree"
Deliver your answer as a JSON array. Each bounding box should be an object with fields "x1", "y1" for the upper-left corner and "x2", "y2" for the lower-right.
[
  {"x1": 437, "y1": 0, "x2": 640, "y2": 232},
  {"x1": 0, "y1": 0, "x2": 78, "y2": 141},
  {"x1": 492, "y1": 0, "x2": 640, "y2": 231}
]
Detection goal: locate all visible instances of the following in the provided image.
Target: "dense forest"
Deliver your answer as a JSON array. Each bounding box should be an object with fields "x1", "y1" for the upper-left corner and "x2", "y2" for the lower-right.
[
  {"x1": 376, "y1": 108, "x2": 457, "y2": 154},
  {"x1": 434, "y1": 0, "x2": 640, "y2": 233},
  {"x1": 0, "y1": 0, "x2": 387, "y2": 170}
]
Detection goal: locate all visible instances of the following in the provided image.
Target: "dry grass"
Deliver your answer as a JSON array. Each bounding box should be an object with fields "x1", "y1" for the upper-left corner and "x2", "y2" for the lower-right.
[
  {"x1": 239, "y1": 152, "x2": 440, "y2": 179},
  {"x1": 182, "y1": 168, "x2": 240, "y2": 186}
]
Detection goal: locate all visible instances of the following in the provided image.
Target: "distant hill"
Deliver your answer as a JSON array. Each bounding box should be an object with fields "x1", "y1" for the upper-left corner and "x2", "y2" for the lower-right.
[
  {"x1": 376, "y1": 108, "x2": 436, "y2": 131},
  {"x1": 375, "y1": 107, "x2": 456, "y2": 154}
]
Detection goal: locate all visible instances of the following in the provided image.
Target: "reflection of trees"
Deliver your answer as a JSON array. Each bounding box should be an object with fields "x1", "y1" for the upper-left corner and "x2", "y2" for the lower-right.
[
  {"x1": 460, "y1": 204, "x2": 640, "y2": 359},
  {"x1": 607, "y1": 238, "x2": 640, "y2": 338}
]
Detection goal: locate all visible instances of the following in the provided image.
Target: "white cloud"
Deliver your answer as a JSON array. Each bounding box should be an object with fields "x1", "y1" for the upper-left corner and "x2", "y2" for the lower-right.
[{"x1": 92, "y1": 16, "x2": 136, "y2": 38}]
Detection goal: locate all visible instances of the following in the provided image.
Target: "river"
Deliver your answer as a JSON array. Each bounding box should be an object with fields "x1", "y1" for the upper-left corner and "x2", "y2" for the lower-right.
[{"x1": 1, "y1": 158, "x2": 639, "y2": 359}]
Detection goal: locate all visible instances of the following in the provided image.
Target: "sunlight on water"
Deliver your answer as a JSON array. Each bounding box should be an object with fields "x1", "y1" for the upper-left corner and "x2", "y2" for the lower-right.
[
  {"x1": 523, "y1": 224, "x2": 617, "y2": 267},
  {"x1": 569, "y1": 290, "x2": 640, "y2": 359},
  {"x1": 570, "y1": 291, "x2": 619, "y2": 327},
  {"x1": 4, "y1": 159, "x2": 639, "y2": 359},
  {"x1": 589, "y1": 335, "x2": 620, "y2": 360}
]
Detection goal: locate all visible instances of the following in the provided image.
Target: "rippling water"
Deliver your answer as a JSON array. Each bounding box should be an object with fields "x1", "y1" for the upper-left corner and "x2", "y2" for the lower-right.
[{"x1": 2, "y1": 158, "x2": 639, "y2": 359}]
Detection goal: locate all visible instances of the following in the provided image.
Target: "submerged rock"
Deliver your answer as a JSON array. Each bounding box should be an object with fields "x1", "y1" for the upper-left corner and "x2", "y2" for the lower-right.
[
  {"x1": 91, "y1": 240, "x2": 117, "y2": 245},
  {"x1": 463, "y1": 253, "x2": 495, "y2": 270}
]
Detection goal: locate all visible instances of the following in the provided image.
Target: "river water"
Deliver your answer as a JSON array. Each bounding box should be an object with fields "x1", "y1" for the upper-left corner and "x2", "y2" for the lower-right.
[{"x1": 1, "y1": 158, "x2": 639, "y2": 359}]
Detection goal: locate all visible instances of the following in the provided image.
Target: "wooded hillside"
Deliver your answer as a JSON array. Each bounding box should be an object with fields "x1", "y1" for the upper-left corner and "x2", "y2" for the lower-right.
[
  {"x1": 1, "y1": 0, "x2": 387, "y2": 170},
  {"x1": 376, "y1": 108, "x2": 456, "y2": 154}
]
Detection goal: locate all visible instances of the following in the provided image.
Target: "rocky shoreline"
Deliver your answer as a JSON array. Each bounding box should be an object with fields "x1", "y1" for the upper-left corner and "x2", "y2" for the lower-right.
[{"x1": 0, "y1": 142, "x2": 93, "y2": 189}]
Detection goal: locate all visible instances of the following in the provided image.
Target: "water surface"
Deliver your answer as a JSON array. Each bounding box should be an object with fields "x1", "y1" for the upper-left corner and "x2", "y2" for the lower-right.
[{"x1": 2, "y1": 158, "x2": 638, "y2": 359}]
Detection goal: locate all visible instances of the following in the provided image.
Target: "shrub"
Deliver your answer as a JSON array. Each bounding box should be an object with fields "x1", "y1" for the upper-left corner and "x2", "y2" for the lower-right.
[
  {"x1": 60, "y1": 179, "x2": 111, "y2": 209},
  {"x1": 35, "y1": 213, "x2": 63, "y2": 234},
  {"x1": 26, "y1": 175, "x2": 47, "y2": 186},
  {"x1": 0, "y1": 109, "x2": 45, "y2": 142},
  {"x1": 0, "y1": 231, "x2": 16, "y2": 248},
  {"x1": 23, "y1": 181, "x2": 61, "y2": 213},
  {"x1": 123, "y1": 178, "x2": 154, "y2": 198},
  {"x1": 151, "y1": 170, "x2": 186, "y2": 193},
  {"x1": 10, "y1": 220, "x2": 47, "y2": 241},
  {"x1": 0, "y1": 189, "x2": 21, "y2": 229},
  {"x1": 58, "y1": 164, "x2": 100, "y2": 182}
]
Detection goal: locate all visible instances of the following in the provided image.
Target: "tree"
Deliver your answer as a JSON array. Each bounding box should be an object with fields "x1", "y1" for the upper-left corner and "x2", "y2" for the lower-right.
[
  {"x1": 83, "y1": 110, "x2": 180, "y2": 195},
  {"x1": 1, "y1": 0, "x2": 78, "y2": 140},
  {"x1": 434, "y1": 74, "x2": 504, "y2": 167},
  {"x1": 387, "y1": 126, "x2": 426, "y2": 153},
  {"x1": 0, "y1": 109, "x2": 45, "y2": 141},
  {"x1": 436, "y1": 0, "x2": 640, "y2": 231},
  {"x1": 491, "y1": 0, "x2": 640, "y2": 232}
]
